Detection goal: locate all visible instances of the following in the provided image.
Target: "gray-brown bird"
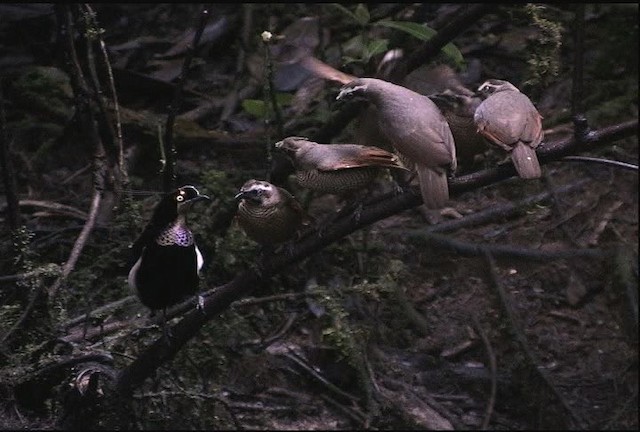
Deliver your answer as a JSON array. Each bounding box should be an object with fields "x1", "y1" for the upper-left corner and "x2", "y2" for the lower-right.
[
  {"x1": 336, "y1": 78, "x2": 457, "y2": 209},
  {"x1": 428, "y1": 90, "x2": 487, "y2": 171},
  {"x1": 274, "y1": 136, "x2": 407, "y2": 196},
  {"x1": 474, "y1": 79, "x2": 543, "y2": 179},
  {"x1": 356, "y1": 64, "x2": 476, "y2": 152},
  {"x1": 235, "y1": 179, "x2": 311, "y2": 246}
]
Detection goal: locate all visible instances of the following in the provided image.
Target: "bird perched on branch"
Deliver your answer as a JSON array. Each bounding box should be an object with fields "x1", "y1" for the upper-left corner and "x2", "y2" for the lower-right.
[
  {"x1": 474, "y1": 79, "x2": 544, "y2": 179},
  {"x1": 128, "y1": 185, "x2": 210, "y2": 340},
  {"x1": 275, "y1": 136, "x2": 408, "y2": 198},
  {"x1": 428, "y1": 90, "x2": 486, "y2": 171},
  {"x1": 337, "y1": 78, "x2": 457, "y2": 210},
  {"x1": 235, "y1": 179, "x2": 311, "y2": 246}
]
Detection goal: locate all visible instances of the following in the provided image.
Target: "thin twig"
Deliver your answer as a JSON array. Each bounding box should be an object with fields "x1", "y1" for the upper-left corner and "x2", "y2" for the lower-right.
[
  {"x1": 319, "y1": 394, "x2": 367, "y2": 425},
  {"x1": 0, "y1": 265, "x2": 61, "y2": 284},
  {"x1": 562, "y1": 156, "x2": 639, "y2": 171},
  {"x1": 282, "y1": 349, "x2": 361, "y2": 402},
  {"x1": 49, "y1": 191, "x2": 103, "y2": 298},
  {"x1": 10, "y1": 199, "x2": 89, "y2": 219},
  {"x1": 409, "y1": 179, "x2": 588, "y2": 235},
  {"x1": 49, "y1": 5, "x2": 107, "y2": 298},
  {"x1": 162, "y1": 4, "x2": 212, "y2": 192},
  {"x1": 0, "y1": 283, "x2": 46, "y2": 346},
  {"x1": 63, "y1": 295, "x2": 137, "y2": 329},
  {"x1": 482, "y1": 250, "x2": 586, "y2": 429},
  {"x1": 403, "y1": 231, "x2": 606, "y2": 262},
  {"x1": 471, "y1": 314, "x2": 497, "y2": 430},
  {"x1": 571, "y1": 4, "x2": 589, "y2": 139},
  {"x1": 84, "y1": 4, "x2": 129, "y2": 192},
  {"x1": 582, "y1": 200, "x2": 624, "y2": 247},
  {"x1": 261, "y1": 27, "x2": 284, "y2": 181}
]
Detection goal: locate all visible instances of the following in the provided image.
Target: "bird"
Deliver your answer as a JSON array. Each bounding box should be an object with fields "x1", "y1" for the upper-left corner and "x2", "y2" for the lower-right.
[
  {"x1": 275, "y1": 136, "x2": 408, "y2": 197},
  {"x1": 127, "y1": 185, "x2": 210, "y2": 340},
  {"x1": 235, "y1": 179, "x2": 311, "y2": 246},
  {"x1": 355, "y1": 63, "x2": 477, "y2": 152},
  {"x1": 336, "y1": 78, "x2": 457, "y2": 210},
  {"x1": 473, "y1": 79, "x2": 544, "y2": 179},
  {"x1": 428, "y1": 89, "x2": 487, "y2": 171}
]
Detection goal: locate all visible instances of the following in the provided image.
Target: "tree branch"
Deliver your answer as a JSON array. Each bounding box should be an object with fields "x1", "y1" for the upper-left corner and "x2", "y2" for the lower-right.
[
  {"x1": 114, "y1": 118, "x2": 637, "y2": 396},
  {"x1": 398, "y1": 4, "x2": 496, "y2": 79}
]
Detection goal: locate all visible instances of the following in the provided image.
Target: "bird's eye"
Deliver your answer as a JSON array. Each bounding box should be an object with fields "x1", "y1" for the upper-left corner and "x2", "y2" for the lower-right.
[{"x1": 176, "y1": 195, "x2": 184, "y2": 202}]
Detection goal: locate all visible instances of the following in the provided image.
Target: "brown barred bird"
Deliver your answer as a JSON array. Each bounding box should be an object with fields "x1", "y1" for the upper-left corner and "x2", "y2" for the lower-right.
[
  {"x1": 428, "y1": 89, "x2": 487, "y2": 172},
  {"x1": 337, "y1": 78, "x2": 457, "y2": 210},
  {"x1": 474, "y1": 79, "x2": 543, "y2": 179},
  {"x1": 235, "y1": 179, "x2": 311, "y2": 246},
  {"x1": 128, "y1": 185, "x2": 210, "y2": 340},
  {"x1": 274, "y1": 136, "x2": 407, "y2": 197}
]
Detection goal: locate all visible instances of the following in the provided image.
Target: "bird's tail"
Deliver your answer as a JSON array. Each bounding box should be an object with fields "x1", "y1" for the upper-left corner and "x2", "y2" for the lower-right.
[
  {"x1": 511, "y1": 142, "x2": 541, "y2": 179},
  {"x1": 417, "y1": 165, "x2": 449, "y2": 209}
]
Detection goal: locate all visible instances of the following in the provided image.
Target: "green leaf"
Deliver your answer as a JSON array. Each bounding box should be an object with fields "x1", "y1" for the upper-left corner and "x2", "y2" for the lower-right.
[
  {"x1": 375, "y1": 20, "x2": 465, "y2": 66},
  {"x1": 441, "y1": 43, "x2": 464, "y2": 66},
  {"x1": 365, "y1": 38, "x2": 389, "y2": 59},
  {"x1": 242, "y1": 94, "x2": 294, "y2": 118},
  {"x1": 354, "y1": 4, "x2": 370, "y2": 26},
  {"x1": 241, "y1": 99, "x2": 266, "y2": 118},
  {"x1": 342, "y1": 34, "x2": 365, "y2": 58},
  {"x1": 274, "y1": 92, "x2": 294, "y2": 105},
  {"x1": 375, "y1": 20, "x2": 437, "y2": 41},
  {"x1": 328, "y1": 3, "x2": 360, "y2": 24}
]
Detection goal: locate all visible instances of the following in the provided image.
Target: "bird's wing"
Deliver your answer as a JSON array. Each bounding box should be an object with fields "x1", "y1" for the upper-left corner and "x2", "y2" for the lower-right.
[
  {"x1": 308, "y1": 144, "x2": 406, "y2": 171},
  {"x1": 128, "y1": 223, "x2": 159, "y2": 269},
  {"x1": 277, "y1": 186, "x2": 314, "y2": 225},
  {"x1": 475, "y1": 92, "x2": 543, "y2": 150},
  {"x1": 520, "y1": 108, "x2": 544, "y2": 148}
]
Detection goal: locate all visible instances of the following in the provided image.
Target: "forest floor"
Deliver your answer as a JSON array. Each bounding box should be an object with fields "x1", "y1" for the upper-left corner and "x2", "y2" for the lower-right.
[{"x1": 0, "y1": 3, "x2": 637, "y2": 430}]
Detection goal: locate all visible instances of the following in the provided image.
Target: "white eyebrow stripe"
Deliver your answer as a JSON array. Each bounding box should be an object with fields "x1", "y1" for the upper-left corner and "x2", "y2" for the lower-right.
[{"x1": 248, "y1": 184, "x2": 271, "y2": 192}]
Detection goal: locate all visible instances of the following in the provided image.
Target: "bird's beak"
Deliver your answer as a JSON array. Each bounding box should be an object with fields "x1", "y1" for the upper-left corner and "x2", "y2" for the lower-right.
[
  {"x1": 336, "y1": 88, "x2": 350, "y2": 100},
  {"x1": 336, "y1": 83, "x2": 365, "y2": 101},
  {"x1": 186, "y1": 194, "x2": 210, "y2": 208},
  {"x1": 194, "y1": 194, "x2": 211, "y2": 202},
  {"x1": 178, "y1": 192, "x2": 210, "y2": 214},
  {"x1": 428, "y1": 94, "x2": 447, "y2": 105},
  {"x1": 235, "y1": 190, "x2": 258, "y2": 202}
]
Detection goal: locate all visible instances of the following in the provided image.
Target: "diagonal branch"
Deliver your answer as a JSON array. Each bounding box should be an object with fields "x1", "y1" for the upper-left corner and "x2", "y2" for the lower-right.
[
  {"x1": 398, "y1": 4, "x2": 495, "y2": 79},
  {"x1": 114, "y1": 118, "x2": 637, "y2": 396}
]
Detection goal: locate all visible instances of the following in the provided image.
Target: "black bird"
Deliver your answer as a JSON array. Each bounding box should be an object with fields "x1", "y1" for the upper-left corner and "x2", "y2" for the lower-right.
[{"x1": 128, "y1": 185, "x2": 210, "y2": 339}]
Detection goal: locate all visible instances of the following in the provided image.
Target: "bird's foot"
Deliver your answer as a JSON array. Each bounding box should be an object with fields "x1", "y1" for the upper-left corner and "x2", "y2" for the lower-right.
[
  {"x1": 419, "y1": 206, "x2": 463, "y2": 224},
  {"x1": 351, "y1": 202, "x2": 364, "y2": 224},
  {"x1": 440, "y1": 207, "x2": 463, "y2": 219},
  {"x1": 250, "y1": 260, "x2": 266, "y2": 278},
  {"x1": 392, "y1": 180, "x2": 405, "y2": 195},
  {"x1": 283, "y1": 240, "x2": 296, "y2": 258},
  {"x1": 162, "y1": 323, "x2": 174, "y2": 345}
]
